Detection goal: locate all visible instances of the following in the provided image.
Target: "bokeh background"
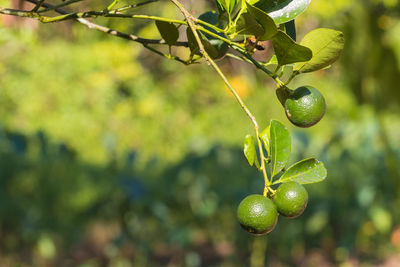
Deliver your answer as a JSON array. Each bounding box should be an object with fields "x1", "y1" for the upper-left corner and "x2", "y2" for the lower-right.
[{"x1": 0, "y1": 0, "x2": 400, "y2": 266}]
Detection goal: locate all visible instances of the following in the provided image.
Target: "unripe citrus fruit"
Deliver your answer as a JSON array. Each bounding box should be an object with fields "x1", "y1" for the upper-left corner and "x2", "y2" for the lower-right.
[
  {"x1": 237, "y1": 194, "x2": 278, "y2": 235},
  {"x1": 284, "y1": 86, "x2": 326, "y2": 128},
  {"x1": 273, "y1": 182, "x2": 308, "y2": 218}
]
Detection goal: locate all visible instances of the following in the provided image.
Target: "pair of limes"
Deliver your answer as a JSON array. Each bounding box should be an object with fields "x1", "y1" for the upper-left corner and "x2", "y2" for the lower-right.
[{"x1": 237, "y1": 182, "x2": 308, "y2": 235}]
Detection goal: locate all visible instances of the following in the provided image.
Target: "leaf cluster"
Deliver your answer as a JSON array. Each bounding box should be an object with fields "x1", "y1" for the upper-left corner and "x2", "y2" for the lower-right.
[
  {"x1": 244, "y1": 120, "x2": 327, "y2": 186},
  {"x1": 154, "y1": 0, "x2": 344, "y2": 83}
]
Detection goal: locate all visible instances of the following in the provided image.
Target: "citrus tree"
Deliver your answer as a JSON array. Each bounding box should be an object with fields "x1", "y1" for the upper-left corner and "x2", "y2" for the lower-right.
[{"x1": 0, "y1": 0, "x2": 344, "y2": 235}]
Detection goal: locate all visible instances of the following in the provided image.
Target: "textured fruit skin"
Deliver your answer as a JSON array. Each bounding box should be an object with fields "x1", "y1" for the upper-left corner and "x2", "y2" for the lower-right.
[
  {"x1": 284, "y1": 86, "x2": 326, "y2": 128},
  {"x1": 237, "y1": 194, "x2": 278, "y2": 235},
  {"x1": 273, "y1": 182, "x2": 308, "y2": 218}
]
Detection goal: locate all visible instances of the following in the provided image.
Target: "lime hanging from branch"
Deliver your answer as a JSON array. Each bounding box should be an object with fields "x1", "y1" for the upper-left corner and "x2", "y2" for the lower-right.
[
  {"x1": 237, "y1": 194, "x2": 278, "y2": 235},
  {"x1": 273, "y1": 181, "x2": 308, "y2": 218},
  {"x1": 284, "y1": 85, "x2": 326, "y2": 128}
]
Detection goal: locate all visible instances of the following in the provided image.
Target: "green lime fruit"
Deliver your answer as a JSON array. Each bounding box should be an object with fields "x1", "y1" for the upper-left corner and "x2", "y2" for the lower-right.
[
  {"x1": 198, "y1": 11, "x2": 229, "y2": 60},
  {"x1": 237, "y1": 194, "x2": 278, "y2": 235},
  {"x1": 273, "y1": 182, "x2": 308, "y2": 218},
  {"x1": 284, "y1": 85, "x2": 326, "y2": 128}
]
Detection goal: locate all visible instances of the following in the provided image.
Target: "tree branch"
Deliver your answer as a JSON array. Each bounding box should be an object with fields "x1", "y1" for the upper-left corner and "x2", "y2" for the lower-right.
[
  {"x1": 0, "y1": 6, "x2": 188, "y2": 24},
  {"x1": 6, "y1": 1, "x2": 188, "y2": 47},
  {"x1": 170, "y1": 0, "x2": 259, "y2": 128},
  {"x1": 21, "y1": 0, "x2": 189, "y2": 65},
  {"x1": 110, "y1": 0, "x2": 159, "y2": 13},
  {"x1": 169, "y1": 0, "x2": 274, "y2": 189}
]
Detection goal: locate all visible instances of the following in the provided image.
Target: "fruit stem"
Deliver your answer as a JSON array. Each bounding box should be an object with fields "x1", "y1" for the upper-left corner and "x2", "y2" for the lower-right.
[
  {"x1": 263, "y1": 187, "x2": 268, "y2": 197},
  {"x1": 268, "y1": 187, "x2": 276, "y2": 195},
  {"x1": 275, "y1": 78, "x2": 285, "y2": 88},
  {"x1": 264, "y1": 186, "x2": 276, "y2": 197}
]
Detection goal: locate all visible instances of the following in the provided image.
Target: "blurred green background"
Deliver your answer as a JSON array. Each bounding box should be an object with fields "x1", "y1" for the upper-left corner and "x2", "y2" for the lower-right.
[{"x1": 0, "y1": 0, "x2": 400, "y2": 266}]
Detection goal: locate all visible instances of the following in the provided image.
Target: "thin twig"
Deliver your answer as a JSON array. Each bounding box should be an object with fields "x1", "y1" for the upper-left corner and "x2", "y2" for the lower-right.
[
  {"x1": 106, "y1": 0, "x2": 119, "y2": 11},
  {"x1": 0, "y1": 6, "x2": 188, "y2": 24},
  {"x1": 111, "y1": 0, "x2": 159, "y2": 13},
  {"x1": 143, "y1": 44, "x2": 188, "y2": 65},
  {"x1": 169, "y1": 0, "x2": 209, "y2": 64},
  {"x1": 22, "y1": 0, "x2": 189, "y2": 65},
  {"x1": 233, "y1": 47, "x2": 286, "y2": 86},
  {"x1": 225, "y1": 53, "x2": 252, "y2": 64},
  {"x1": 5, "y1": 1, "x2": 188, "y2": 46}
]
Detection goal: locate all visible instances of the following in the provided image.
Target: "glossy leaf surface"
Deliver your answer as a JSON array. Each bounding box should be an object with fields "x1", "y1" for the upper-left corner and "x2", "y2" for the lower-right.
[
  {"x1": 276, "y1": 158, "x2": 327, "y2": 184},
  {"x1": 156, "y1": 21, "x2": 179, "y2": 46},
  {"x1": 294, "y1": 28, "x2": 345, "y2": 73},
  {"x1": 244, "y1": 134, "x2": 257, "y2": 166},
  {"x1": 269, "y1": 120, "x2": 291, "y2": 177},
  {"x1": 272, "y1": 30, "x2": 312, "y2": 65}
]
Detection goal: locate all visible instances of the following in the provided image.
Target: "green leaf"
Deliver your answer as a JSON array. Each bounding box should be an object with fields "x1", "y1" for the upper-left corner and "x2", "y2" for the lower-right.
[
  {"x1": 229, "y1": 0, "x2": 239, "y2": 13},
  {"x1": 216, "y1": 0, "x2": 228, "y2": 12},
  {"x1": 216, "y1": 0, "x2": 238, "y2": 14},
  {"x1": 294, "y1": 28, "x2": 345, "y2": 73},
  {"x1": 260, "y1": 126, "x2": 270, "y2": 156},
  {"x1": 186, "y1": 27, "x2": 200, "y2": 55},
  {"x1": 186, "y1": 28, "x2": 219, "y2": 58},
  {"x1": 155, "y1": 21, "x2": 179, "y2": 46},
  {"x1": 272, "y1": 30, "x2": 312, "y2": 65},
  {"x1": 224, "y1": 0, "x2": 232, "y2": 13},
  {"x1": 267, "y1": 54, "x2": 278, "y2": 65},
  {"x1": 276, "y1": 158, "x2": 327, "y2": 184},
  {"x1": 215, "y1": 0, "x2": 226, "y2": 14},
  {"x1": 252, "y1": 0, "x2": 287, "y2": 10},
  {"x1": 244, "y1": 134, "x2": 257, "y2": 166},
  {"x1": 198, "y1": 11, "x2": 226, "y2": 40},
  {"x1": 246, "y1": 3, "x2": 277, "y2": 40},
  {"x1": 254, "y1": 0, "x2": 312, "y2": 24},
  {"x1": 202, "y1": 38, "x2": 219, "y2": 59},
  {"x1": 198, "y1": 11, "x2": 219, "y2": 27},
  {"x1": 247, "y1": 0, "x2": 262, "y2": 5},
  {"x1": 236, "y1": 13, "x2": 265, "y2": 37},
  {"x1": 284, "y1": 20, "x2": 296, "y2": 41},
  {"x1": 275, "y1": 85, "x2": 292, "y2": 106},
  {"x1": 280, "y1": 64, "x2": 294, "y2": 79},
  {"x1": 269, "y1": 120, "x2": 291, "y2": 177}
]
